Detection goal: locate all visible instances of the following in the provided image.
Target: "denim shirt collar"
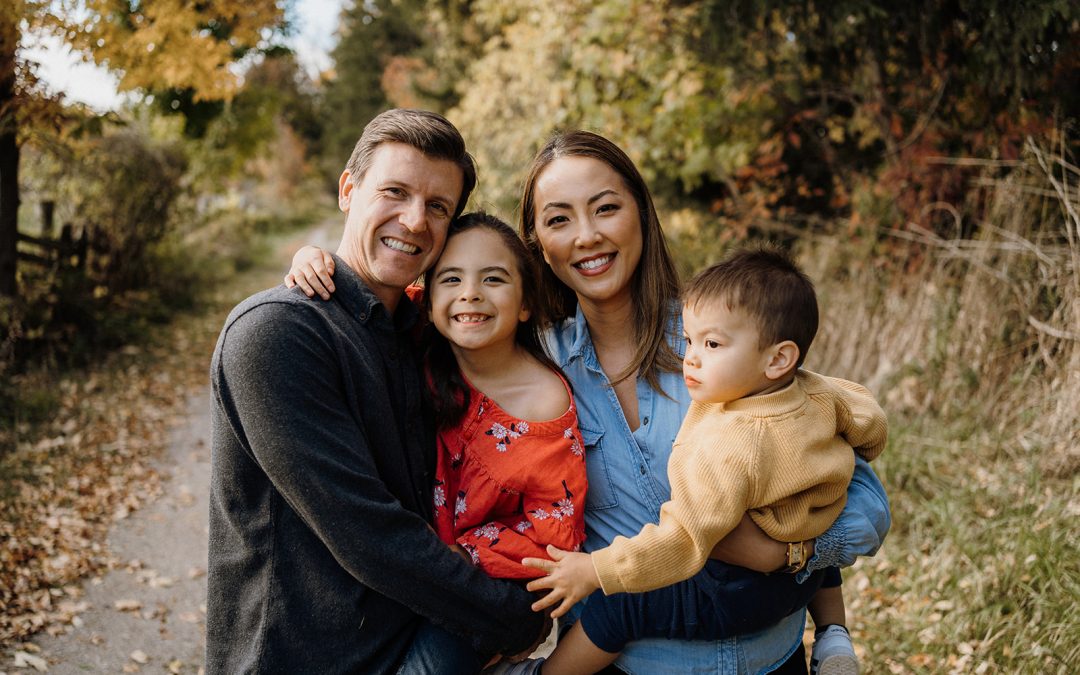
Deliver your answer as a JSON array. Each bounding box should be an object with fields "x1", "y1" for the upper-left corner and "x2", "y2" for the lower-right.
[{"x1": 563, "y1": 302, "x2": 597, "y2": 368}]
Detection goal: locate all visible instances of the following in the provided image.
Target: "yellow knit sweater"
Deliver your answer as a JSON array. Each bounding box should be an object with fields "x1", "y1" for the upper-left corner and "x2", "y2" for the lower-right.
[{"x1": 591, "y1": 370, "x2": 887, "y2": 595}]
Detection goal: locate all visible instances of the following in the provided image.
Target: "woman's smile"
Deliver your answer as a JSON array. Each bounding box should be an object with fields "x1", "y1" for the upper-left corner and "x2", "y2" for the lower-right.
[{"x1": 573, "y1": 252, "x2": 617, "y2": 275}]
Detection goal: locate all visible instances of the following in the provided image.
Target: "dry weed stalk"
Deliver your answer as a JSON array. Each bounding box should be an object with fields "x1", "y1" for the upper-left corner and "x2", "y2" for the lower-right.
[{"x1": 805, "y1": 136, "x2": 1078, "y2": 471}]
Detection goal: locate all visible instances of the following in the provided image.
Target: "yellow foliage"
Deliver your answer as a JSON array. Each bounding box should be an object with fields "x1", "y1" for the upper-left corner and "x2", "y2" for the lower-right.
[{"x1": 49, "y1": 0, "x2": 284, "y2": 101}]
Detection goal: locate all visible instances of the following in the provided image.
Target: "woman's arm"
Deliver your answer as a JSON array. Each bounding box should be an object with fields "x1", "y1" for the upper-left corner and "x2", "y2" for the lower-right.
[
  {"x1": 796, "y1": 455, "x2": 890, "y2": 581},
  {"x1": 709, "y1": 513, "x2": 813, "y2": 572},
  {"x1": 709, "y1": 456, "x2": 890, "y2": 579},
  {"x1": 284, "y1": 245, "x2": 336, "y2": 299}
]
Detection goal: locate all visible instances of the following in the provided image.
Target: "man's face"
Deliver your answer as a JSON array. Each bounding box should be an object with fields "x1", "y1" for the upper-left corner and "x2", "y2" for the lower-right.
[{"x1": 337, "y1": 142, "x2": 464, "y2": 305}]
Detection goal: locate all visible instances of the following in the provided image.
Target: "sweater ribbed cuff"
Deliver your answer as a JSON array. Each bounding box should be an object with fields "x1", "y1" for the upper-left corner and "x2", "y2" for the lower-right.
[{"x1": 590, "y1": 547, "x2": 628, "y2": 595}]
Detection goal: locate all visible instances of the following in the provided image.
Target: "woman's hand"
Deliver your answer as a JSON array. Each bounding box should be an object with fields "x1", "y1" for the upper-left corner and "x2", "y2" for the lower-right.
[
  {"x1": 709, "y1": 512, "x2": 814, "y2": 573},
  {"x1": 284, "y1": 246, "x2": 336, "y2": 300},
  {"x1": 523, "y1": 545, "x2": 599, "y2": 618}
]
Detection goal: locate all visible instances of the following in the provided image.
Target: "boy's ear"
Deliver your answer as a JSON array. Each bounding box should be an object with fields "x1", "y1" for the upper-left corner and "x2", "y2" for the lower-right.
[{"x1": 764, "y1": 341, "x2": 800, "y2": 380}]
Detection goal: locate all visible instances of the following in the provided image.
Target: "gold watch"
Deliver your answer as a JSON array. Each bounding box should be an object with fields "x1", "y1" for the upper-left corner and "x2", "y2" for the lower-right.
[{"x1": 779, "y1": 540, "x2": 808, "y2": 574}]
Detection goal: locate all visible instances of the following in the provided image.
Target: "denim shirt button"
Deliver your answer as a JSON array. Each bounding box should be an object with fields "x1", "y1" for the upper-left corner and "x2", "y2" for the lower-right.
[
  {"x1": 639, "y1": 464, "x2": 646, "y2": 475},
  {"x1": 642, "y1": 416, "x2": 649, "y2": 425}
]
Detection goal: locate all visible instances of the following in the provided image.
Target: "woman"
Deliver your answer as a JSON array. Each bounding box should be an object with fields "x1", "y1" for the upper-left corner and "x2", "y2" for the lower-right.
[
  {"x1": 518, "y1": 131, "x2": 889, "y2": 674},
  {"x1": 286, "y1": 131, "x2": 890, "y2": 674}
]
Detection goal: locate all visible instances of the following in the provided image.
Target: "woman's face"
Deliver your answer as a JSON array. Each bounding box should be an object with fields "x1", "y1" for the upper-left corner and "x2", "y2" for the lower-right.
[{"x1": 531, "y1": 156, "x2": 644, "y2": 309}]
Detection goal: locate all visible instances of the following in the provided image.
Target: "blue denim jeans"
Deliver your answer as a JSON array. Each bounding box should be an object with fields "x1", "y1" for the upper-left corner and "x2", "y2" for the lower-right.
[{"x1": 396, "y1": 622, "x2": 487, "y2": 675}]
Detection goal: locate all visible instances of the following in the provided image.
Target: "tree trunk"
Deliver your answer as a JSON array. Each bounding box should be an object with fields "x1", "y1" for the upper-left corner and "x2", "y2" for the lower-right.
[{"x1": 0, "y1": 10, "x2": 19, "y2": 298}]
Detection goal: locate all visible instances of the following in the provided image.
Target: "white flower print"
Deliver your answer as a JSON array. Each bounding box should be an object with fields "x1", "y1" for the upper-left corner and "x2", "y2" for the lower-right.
[
  {"x1": 514, "y1": 520, "x2": 532, "y2": 533},
  {"x1": 565, "y1": 428, "x2": 583, "y2": 457},
  {"x1": 454, "y1": 491, "x2": 467, "y2": 525},
  {"x1": 530, "y1": 507, "x2": 551, "y2": 521},
  {"x1": 554, "y1": 498, "x2": 575, "y2": 519},
  {"x1": 474, "y1": 523, "x2": 501, "y2": 542},
  {"x1": 462, "y1": 542, "x2": 480, "y2": 565},
  {"x1": 486, "y1": 421, "x2": 528, "y2": 452},
  {"x1": 433, "y1": 483, "x2": 446, "y2": 510}
]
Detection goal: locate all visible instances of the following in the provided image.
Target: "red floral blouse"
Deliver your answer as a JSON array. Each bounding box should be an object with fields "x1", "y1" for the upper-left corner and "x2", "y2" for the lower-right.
[{"x1": 431, "y1": 372, "x2": 588, "y2": 579}]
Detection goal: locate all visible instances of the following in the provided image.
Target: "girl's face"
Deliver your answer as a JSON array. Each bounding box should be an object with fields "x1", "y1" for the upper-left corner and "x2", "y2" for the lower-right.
[
  {"x1": 429, "y1": 228, "x2": 530, "y2": 355},
  {"x1": 531, "y1": 156, "x2": 643, "y2": 309}
]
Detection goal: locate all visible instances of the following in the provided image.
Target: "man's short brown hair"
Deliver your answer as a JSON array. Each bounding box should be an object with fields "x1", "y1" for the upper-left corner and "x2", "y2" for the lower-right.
[
  {"x1": 345, "y1": 109, "x2": 477, "y2": 218},
  {"x1": 683, "y1": 246, "x2": 819, "y2": 367}
]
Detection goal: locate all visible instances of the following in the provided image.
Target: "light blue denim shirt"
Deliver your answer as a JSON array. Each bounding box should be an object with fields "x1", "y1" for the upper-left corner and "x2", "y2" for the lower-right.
[{"x1": 545, "y1": 303, "x2": 890, "y2": 674}]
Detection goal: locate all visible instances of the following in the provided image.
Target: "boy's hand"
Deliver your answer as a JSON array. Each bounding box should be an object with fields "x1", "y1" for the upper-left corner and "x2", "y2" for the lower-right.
[
  {"x1": 522, "y1": 545, "x2": 600, "y2": 618},
  {"x1": 284, "y1": 246, "x2": 335, "y2": 300}
]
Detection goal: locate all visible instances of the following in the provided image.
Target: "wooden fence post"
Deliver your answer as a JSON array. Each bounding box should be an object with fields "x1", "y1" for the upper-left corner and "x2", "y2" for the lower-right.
[{"x1": 40, "y1": 200, "x2": 55, "y2": 237}]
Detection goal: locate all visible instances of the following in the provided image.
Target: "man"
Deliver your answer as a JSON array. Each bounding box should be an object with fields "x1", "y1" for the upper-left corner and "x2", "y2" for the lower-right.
[{"x1": 207, "y1": 109, "x2": 546, "y2": 673}]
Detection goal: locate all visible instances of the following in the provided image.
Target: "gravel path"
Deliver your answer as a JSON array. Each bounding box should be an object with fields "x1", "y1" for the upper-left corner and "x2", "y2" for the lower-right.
[{"x1": 27, "y1": 392, "x2": 212, "y2": 674}]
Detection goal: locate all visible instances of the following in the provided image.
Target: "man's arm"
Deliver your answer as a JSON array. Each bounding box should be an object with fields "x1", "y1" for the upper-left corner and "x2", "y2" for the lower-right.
[{"x1": 214, "y1": 301, "x2": 544, "y2": 655}]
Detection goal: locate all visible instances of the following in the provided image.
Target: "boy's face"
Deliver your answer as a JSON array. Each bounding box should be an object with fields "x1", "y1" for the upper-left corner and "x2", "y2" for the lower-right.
[{"x1": 682, "y1": 300, "x2": 777, "y2": 404}]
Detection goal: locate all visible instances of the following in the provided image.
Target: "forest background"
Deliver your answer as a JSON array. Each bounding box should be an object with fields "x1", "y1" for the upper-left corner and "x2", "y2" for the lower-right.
[{"x1": 1, "y1": 1, "x2": 1078, "y2": 672}]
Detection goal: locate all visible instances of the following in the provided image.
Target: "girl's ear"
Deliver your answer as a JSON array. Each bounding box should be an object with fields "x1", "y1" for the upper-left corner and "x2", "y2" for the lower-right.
[
  {"x1": 764, "y1": 341, "x2": 800, "y2": 381},
  {"x1": 518, "y1": 305, "x2": 531, "y2": 323}
]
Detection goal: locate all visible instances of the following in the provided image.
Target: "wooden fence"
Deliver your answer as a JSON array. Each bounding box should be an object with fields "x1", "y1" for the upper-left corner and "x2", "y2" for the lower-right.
[{"x1": 16, "y1": 201, "x2": 108, "y2": 278}]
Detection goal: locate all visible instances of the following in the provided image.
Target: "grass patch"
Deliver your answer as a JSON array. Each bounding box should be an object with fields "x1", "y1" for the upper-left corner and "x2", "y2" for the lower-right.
[{"x1": 848, "y1": 421, "x2": 1079, "y2": 673}]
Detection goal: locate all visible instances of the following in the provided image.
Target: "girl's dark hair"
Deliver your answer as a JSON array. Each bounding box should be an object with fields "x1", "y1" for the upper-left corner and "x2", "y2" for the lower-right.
[
  {"x1": 422, "y1": 211, "x2": 564, "y2": 429},
  {"x1": 519, "y1": 130, "x2": 682, "y2": 392}
]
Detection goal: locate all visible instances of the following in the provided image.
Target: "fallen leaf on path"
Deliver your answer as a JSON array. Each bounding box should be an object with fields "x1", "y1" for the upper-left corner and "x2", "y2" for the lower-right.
[
  {"x1": 130, "y1": 650, "x2": 148, "y2": 664},
  {"x1": 114, "y1": 599, "x2": 142, "y2": 612},
  {"x1": 178, "y1": 612, "x2": 200, "y2": 624},
  {"x1": 12, "y1": 651, "x2": 48, "y2": 671},
  {"x1": 167, "y1": 660, "x2": 183, "y2": 674}
]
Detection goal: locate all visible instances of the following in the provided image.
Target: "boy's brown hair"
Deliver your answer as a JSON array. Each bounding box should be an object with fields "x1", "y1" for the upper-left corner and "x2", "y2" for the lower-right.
[{"x1": 683, "y1": 246, "x2": 819, "y2": 367}]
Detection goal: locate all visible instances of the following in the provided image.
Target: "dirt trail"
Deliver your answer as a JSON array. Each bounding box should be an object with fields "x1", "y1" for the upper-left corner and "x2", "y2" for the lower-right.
[
  {"x1": 26, "y1": 393, "x2": 213, "y2": 674},
  {"x1": 19, "y1": 220, "x2": 341, "y2": 674}
]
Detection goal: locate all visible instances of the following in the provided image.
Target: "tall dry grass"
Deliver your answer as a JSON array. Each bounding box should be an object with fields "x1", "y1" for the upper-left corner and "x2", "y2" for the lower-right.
[
  {"x1": 804, "y1": 137, "x2": 1078, "y2": 477},
  {"x1": 794, "y1": 138, "x2": 1079, "y2": 672}
]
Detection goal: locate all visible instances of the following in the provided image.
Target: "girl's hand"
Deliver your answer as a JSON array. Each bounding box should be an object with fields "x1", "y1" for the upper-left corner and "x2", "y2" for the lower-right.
[
  {"x1": 284, "y1": 246, "x2": 336, "y2": 300},
  {"x1": 522, "y1": 545, "x2": 600, "y2": 618}
]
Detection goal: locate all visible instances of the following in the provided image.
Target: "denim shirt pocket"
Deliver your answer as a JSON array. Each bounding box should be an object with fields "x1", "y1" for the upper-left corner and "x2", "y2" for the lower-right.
[{"x1": 579, "y1": 426, "x2": 619, "y2": 511}]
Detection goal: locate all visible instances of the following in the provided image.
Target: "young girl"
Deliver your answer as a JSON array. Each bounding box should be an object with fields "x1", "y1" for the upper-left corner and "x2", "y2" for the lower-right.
[
  {"x1": 287, "y1": 213, "x2": 587, "y2": 660},
  {"x1": 419, "y1": 212, "x2": 588, "y2": 581}
]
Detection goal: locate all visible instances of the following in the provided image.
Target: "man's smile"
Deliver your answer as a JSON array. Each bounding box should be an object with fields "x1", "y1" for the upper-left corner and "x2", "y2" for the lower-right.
[{"x1": 382, "y1": 237, "x2": 420, "y2": 254}]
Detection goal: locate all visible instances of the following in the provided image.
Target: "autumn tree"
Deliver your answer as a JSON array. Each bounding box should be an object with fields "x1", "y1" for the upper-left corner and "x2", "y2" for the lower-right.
[
  {"x1": 0, "y1": 0, "x2": 288, "y2": 297},
  {"x1": 319, "y1": 0, "x2": 426, "y2": 180},
  {"x1": 388, "y1": 0, "x2": 1077, "y2": 230}
]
